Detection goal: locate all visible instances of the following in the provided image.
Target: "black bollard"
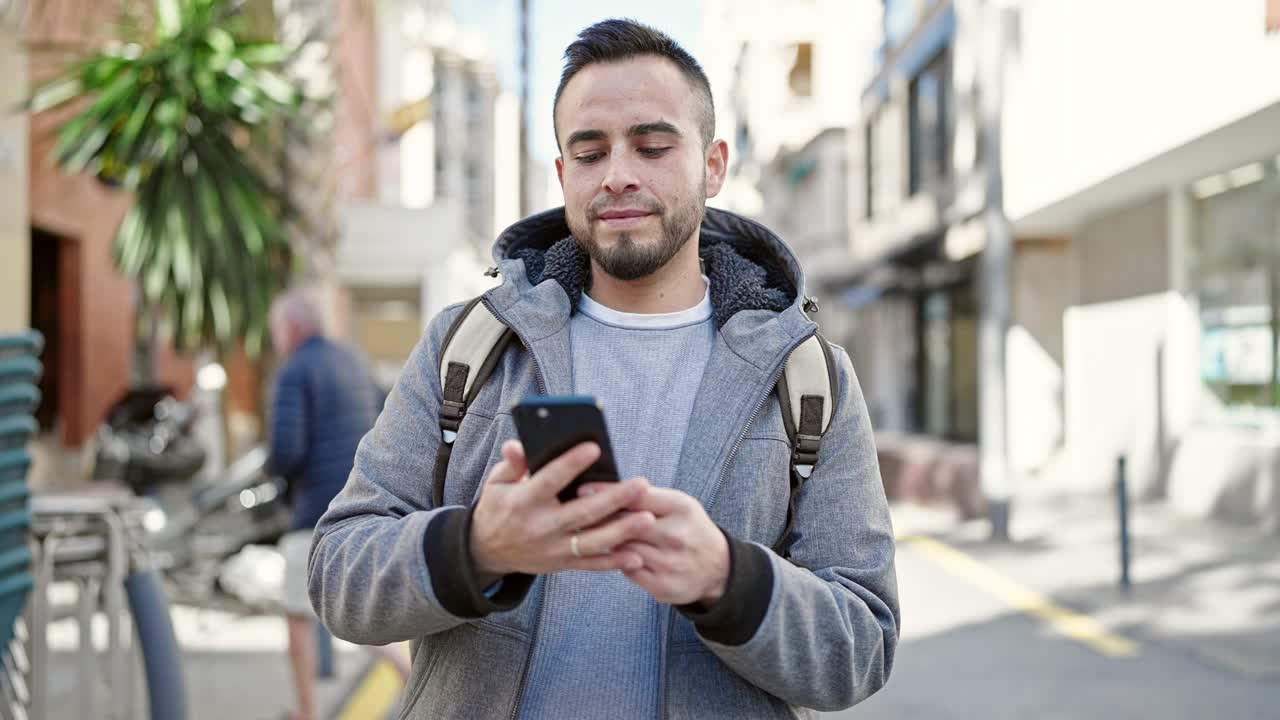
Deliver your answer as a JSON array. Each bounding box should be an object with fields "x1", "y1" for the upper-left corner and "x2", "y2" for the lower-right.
[{"x1": 1116, "y1": 455, "x2": 1132, "y2": 592}]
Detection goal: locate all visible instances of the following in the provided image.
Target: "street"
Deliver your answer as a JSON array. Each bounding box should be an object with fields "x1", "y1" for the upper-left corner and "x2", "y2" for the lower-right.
[
  {"x1": 830, "y1": 534, "x2": 1278, "y2": 720},
  {"x1": 33, "y1": 493, "x2": 1280, "y2": 719},
  {"x1": 40, "y1": 492, "x2": 1277, "y2": 719}
]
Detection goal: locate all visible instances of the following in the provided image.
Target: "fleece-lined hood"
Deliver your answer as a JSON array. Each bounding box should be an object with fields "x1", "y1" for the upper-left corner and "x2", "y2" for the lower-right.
[{"x1": 490, "y1": 206, "x2": 814, "y2": 329}]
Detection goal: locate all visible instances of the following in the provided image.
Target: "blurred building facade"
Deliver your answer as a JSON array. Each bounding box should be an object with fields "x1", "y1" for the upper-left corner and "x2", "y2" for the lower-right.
[
  {"x1": 699, "y1": 0, "x2": 886, "y2": 431},
  {"x1": 825, "y1": 0, "x2": 1280, "y2": 528},
  {"x1": 7, "y1": 0, "x2": 196, "y2": 474},
  {"x1": 0, "y1": 8, "x2": 28, "y2": 336},
  {"x1": 3, "y1": 0, "x2": 518, "y2": 476},
  {"x1": 701, "y1": 0, "x2": 880, "y2": 221},
  {"x1": 335, "y1": 0, "x2": 512, "y2": 387}
]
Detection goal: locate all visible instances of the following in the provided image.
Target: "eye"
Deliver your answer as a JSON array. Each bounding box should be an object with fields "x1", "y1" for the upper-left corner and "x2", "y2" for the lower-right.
[
  {"x1": 639, "y1": 147, "x2": 672, "y2": 158},
  {"x1": 575, "y1": 152, "x2": 604, "y2": 164}
]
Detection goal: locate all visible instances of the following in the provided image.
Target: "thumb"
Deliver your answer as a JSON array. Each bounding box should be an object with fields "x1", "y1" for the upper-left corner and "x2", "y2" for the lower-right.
[{"x1": 489, "y1": 440, "x2": 528, "y2": 484}]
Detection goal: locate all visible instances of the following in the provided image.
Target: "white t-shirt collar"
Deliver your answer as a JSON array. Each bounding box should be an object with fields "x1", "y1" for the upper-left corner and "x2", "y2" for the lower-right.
[{"x1": 578, "y1": 277, "x2": 712, "y2": 330}]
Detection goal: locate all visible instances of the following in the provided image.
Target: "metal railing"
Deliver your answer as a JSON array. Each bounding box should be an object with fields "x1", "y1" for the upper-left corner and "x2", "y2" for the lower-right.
[
  {"x1": 23, "y1": 493, "x2": 189, "y2": 720},
  {"x1": 0, "y1": 329, "x2": 187, "y2": 720}
]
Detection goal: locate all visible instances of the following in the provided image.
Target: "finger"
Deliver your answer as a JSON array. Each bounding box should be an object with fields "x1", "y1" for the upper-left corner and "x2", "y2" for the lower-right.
[
  {"x1": 573, "y1": 511, "x2": 656, "y2": 555},
  {"x1": 615, "y1": 541, "x2": 674, "y2": 574},
  {"x1": 564, "y1": 550, "x2": 645, "y2": 573},
  {"x1": 625, "y1": 486, "x2": 696, "y2": 516},
  {"x1": 502, "y1": 440, "x2": 526, "y2": 469},
  {"x1": 487, "y1": 441, "x2": 528, "y2": 485},
  {"x1": 556, "y1": 477, "x2": 650, "y2": 531},
  {"x1": 627, "y1": 520, "x2": 688, "y2": 551},
  {"x1": 527, "y1": 442, "x2": 600, "y2": 498},
  {"x1": 622, "y1": 566, "x2": 664, "y2": 594},
  {"x1": 576, "y1": 477, "x2": 645, "y2": 498}
]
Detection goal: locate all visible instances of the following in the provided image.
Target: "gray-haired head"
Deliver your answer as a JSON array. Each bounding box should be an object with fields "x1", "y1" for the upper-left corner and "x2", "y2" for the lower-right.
[{"x1": 269, "y1": 287, "x2": 324, "y2": 356}]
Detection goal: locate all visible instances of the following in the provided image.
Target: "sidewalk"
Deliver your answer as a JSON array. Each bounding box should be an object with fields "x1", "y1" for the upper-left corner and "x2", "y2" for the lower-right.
[
  {"x1": 891, "y1": 489, "x2": 1280, "y2": 679},
  {"x1": 41, "y1": 591, "x2": 398, "y2": 720}
]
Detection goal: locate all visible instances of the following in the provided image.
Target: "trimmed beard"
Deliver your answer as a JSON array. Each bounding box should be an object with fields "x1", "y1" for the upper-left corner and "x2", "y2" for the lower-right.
[{"x1": 567, "y1": 184, "x2": 706, "y2": 281}]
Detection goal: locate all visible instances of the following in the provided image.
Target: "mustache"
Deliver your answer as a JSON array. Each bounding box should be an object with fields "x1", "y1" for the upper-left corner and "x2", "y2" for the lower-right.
[{"x1": 588, "y1": 195, "x2": 664, "y2": 219}]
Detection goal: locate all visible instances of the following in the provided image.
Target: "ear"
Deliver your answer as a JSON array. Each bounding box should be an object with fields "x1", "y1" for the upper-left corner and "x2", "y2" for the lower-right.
[
  {"x1": 555, "y1": 156, "x2": 565, "y2": 189},
  {"x1": 704, "y1": 139, "x2": 729, "y2": 199}
]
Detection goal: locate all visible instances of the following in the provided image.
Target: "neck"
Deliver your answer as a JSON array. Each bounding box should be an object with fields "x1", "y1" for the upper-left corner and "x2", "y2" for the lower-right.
[
  {"x1": 290, "y1": 332, "x2": 318, "y2": 355},
  {"x1": 586, "y1": 235, "x2": 704, "y2": 314}
]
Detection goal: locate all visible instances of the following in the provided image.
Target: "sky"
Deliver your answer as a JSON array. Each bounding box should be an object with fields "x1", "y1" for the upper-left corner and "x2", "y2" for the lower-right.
[{"x1": 452, "y1": 0, "x2": 704, "y2": 165}]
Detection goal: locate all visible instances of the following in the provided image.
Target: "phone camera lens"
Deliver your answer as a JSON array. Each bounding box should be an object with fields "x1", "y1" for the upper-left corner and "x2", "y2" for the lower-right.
[{"x1": 537, "y1": 408, "x2": 549, "y2": 419}]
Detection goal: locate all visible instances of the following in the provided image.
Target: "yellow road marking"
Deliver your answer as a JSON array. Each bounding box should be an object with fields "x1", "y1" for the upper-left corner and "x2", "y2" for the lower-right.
[
  {"x1": 337, "y1": 660, "x2": 403, "y2": 720},
  {"x1": 902, "y1": 534, "x2": 1140, "y2": 658}
]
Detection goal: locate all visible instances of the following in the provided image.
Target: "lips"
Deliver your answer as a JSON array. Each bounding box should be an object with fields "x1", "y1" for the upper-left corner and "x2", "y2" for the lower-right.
[{"x1": 596, "y1": 209, "x2": 653, "y2": 220}]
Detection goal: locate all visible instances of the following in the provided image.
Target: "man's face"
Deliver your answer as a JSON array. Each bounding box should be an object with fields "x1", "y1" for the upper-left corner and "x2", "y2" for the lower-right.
[{"x1": 555, "y1": 56, "x2": 727, "y2": 281}]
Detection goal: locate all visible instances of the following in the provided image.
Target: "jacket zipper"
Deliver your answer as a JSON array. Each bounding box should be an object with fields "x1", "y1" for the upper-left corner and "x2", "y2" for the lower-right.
[
  {"x1": 480, "y1": 296, "x2": 547, "y2": 394},
  {"x1": 658, "y1": 608, "x2": 674, "y2": 720},
  {"x1": 484, "y1": 292, "x2": 813, "y2": 717},
  {"x1": 507, "y1": 579, "x2": 547, "y2": 720},
  {"x1": 703, "y1": 330, "x2": 814, "y2": 513},
  {"x1": 658, "y1": 329, "x2": 814, "y2": 719},
  {"x1": 479, "y1": 295, "x2": 550, "y2": 720}
]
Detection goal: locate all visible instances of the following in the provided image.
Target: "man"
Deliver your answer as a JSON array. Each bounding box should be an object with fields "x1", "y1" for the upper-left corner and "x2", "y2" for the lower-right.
[
  {"x1": 310, "y1": 19, "x2": 898, "y2": 719},
  {"x1": 266, "y1": 289, "x2": 386, "y2": 720}
]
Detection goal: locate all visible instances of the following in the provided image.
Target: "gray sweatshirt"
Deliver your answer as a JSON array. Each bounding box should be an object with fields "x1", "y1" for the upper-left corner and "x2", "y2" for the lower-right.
[{"x1": 517, "y1": 283, "x2": 715, "y2": 718}]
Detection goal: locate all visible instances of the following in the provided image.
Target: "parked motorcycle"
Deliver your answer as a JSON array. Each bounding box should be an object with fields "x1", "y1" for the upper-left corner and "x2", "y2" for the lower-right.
[
  {"x1": 92, "y1": 386, "x2": 206, "y2": 492},
  {"x1": 90, "y1": 387, "x2": 292, "y2": 605}
]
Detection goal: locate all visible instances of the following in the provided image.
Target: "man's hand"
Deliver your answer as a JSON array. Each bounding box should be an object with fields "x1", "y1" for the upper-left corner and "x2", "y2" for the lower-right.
[
  {"x1": 585, "y1": 485, "x2": 730, "y2": 606},
  {"x1": 469, "y1": 440, "x2": 656, "y2": 584}
]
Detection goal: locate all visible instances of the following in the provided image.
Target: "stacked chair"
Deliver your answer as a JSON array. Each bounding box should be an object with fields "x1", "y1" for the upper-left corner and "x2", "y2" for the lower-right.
[{"x1": 0, "y1": 331, "x2": 43, "y2": 716}]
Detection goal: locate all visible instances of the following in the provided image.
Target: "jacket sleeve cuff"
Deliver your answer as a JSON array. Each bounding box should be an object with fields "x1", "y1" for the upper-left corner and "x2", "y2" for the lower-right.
[
  {"x1": 424, "y1": 506, "x2": 534, "y2": 618},
  {"x1": 676, "y1": 527, "x2": 774, "y2": 646}
]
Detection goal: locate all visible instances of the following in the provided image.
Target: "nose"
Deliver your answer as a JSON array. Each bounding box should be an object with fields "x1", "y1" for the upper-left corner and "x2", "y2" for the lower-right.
[{"x1": 601, "y1": 150, "x2": 640, "y2": 195}]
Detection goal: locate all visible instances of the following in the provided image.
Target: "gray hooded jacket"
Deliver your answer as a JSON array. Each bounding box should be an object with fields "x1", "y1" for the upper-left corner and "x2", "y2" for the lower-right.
[{"x1": 308, "y1": 207, "x2": 899, "y2": 719}]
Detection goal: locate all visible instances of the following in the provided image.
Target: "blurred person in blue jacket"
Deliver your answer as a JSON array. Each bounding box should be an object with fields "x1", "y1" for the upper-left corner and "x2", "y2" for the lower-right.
[{"x1": 266, "y1": 288, "x2": 391, "y2": 720}]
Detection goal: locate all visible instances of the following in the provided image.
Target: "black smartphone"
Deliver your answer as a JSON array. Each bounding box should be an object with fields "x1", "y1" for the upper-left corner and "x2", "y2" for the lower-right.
[{"x1": 511, "y1": 395, "x2": 620, "y2": 503}]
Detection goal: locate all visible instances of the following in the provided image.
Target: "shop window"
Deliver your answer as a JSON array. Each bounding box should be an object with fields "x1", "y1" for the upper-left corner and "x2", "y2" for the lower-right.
[
  {"x1": 1195, "y1": 169, "x2": 1280, "y2": 411},
  {"x1": 909, "y1": 46, "x2": 951, "y2": 194}
]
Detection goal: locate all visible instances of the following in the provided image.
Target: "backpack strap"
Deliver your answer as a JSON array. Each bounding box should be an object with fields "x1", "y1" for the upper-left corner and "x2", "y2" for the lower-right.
[
  {"x1": 772, "y1": 333, "x2": 838, "y2": 556},
  {"x1": 433, "y1": 297, "x2": 515, "y2": 507}
]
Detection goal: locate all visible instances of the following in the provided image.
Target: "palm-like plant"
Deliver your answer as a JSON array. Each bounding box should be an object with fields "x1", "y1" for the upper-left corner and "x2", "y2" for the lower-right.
[{"x1": 28, "y1": 0, "x2": 302, "y2": 353}]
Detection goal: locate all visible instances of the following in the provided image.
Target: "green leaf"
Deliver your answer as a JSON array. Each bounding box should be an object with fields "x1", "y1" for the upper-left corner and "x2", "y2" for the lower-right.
[
  {"x1": 83, "y1": 55, "x2": 128, "y2": 86},
  {"x1": 182, "y1": 284, "x2": 204, "y2": 349},
  {"x1": 86, "y1": 60, "x2": 143, "y2": 115},
  {"x1": 209, "y1": 282, "x2": 231, "y2": 340},
  {"x1": 115, "y1": 207, "x2": 147, "y2": 273},
  {"x1": 154, "y1": 98, "x2": 184, "y2": 127},
  {"x1": 155, "y1": 0, "x2": 181, "y2": 39},
  {"x1": 227, "y1": 185, "x2": 265, "y2": 254},
  {"x1": 26, "y1": 76, "x2": 84, "y2": 113},
  {"x1": 253, "y1": 70, "x2": 297, "y2": 106},
  {"x1": 170, "y1": 206, "x2": 193, "y2": 290},
  {"x1": 111, "y1": 89, "x2": 157, "y2": 168},
  {"x1": 61, "y1": 126, "x2": 112, "y2": 172},
  {"x1": 206, "y1": 28, "x2": 235, "y2": 58},
  {"x1": 145, "y1": 230, "x2": 172, "y2": 302},
  {"x1": 235, "y1": 42, "x2": 289, "y2": 66}
]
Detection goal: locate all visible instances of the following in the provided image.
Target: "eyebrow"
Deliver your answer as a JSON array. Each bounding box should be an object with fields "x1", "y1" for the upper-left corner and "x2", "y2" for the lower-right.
[
  {"x1": 564, "y1": 121, "x2": 684, "y2": 148},
  {"x1": 627, "y1": 121, "x2": 682, "y2": 138},
  {"x1": 565, "y1": 129, "x2": 607, "y2": 147}
]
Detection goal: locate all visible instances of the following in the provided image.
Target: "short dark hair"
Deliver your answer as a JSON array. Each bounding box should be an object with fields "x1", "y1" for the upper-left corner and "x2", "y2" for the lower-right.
[{"x1": 553, "y1": 19, "x2": 716, "y2": 150}]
